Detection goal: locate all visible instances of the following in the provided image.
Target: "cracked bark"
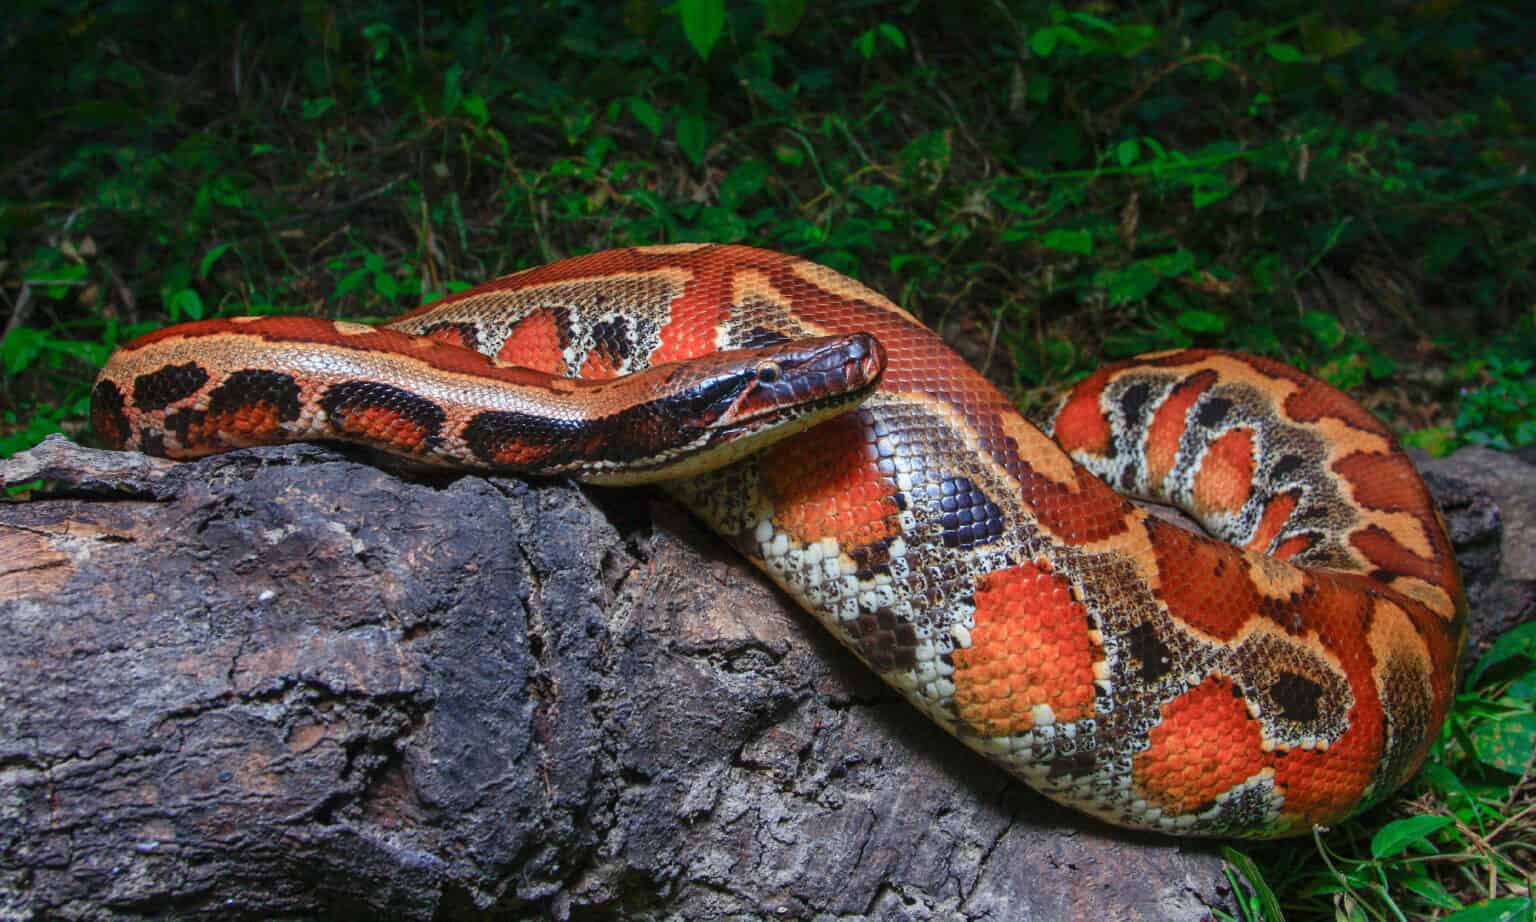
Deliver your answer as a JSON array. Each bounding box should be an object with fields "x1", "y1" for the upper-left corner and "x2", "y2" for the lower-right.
[{"x1": 2, "y1": 435, "x2": 1529, "y2": 921}]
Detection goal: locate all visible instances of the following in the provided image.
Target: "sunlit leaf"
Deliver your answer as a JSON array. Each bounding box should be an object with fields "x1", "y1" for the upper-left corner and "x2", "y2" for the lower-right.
[
  {"x1": 1467, "y1": 622, "x2": 1536, "y2": 686},
  {"x1": 1471, "y1": 713, "x2": 1536, "y2": 774},
  {"x1": 1370, "y1": 815, "x2": 1452, "y2": 859},
  {"x1": 1442, "y1": 898, "x2": 1535, "y2": 922},
  {"x1": 1042, "y1": 229, "x2": 1093, "y2": 254},
  {"x1": 678, "y1": 0, "x2": 725, "y2": 59},
  {"x1": 1266, "y1": 42, "x2": 1304, "y2": 63}
]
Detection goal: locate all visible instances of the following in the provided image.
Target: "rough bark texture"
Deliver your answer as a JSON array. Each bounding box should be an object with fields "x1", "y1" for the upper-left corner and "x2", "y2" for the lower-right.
[{"x1": 1, "y1": 436, "x2": 1530, "y2": 921}]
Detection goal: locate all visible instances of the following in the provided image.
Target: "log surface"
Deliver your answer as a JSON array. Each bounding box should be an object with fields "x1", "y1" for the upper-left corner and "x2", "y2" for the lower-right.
[{"x1": 2, "y1": 435, "x2": 1528, "y2": 920}]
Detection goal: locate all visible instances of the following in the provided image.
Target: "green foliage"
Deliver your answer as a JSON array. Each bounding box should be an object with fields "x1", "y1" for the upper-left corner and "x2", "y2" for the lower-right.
[{"x1": 1407, "y1": 324, "x2": 1536, "y2": 456}]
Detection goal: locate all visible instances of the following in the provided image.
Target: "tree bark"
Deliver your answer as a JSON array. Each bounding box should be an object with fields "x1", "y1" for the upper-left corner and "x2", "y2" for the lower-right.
[{"x1": 0, "y1": 436, "x2": 1526, "y2": 920}]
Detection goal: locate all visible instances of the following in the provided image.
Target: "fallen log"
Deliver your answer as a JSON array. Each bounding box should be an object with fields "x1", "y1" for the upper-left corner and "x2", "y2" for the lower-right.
[{"x1": 0, "y1": 435, "x2": 1525, "y2": 920}]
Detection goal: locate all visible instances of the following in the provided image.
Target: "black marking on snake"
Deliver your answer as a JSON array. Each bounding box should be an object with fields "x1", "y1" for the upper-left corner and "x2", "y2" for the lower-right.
[
  {"x1": 138, "y1": 427, "x2": 165, "y2": 457},
  {"x1": 1118, "y1": 382, "x2": 1152, "y2": 424},
  {"x1": 163, "y1": 409, "x2": 202, "y2": 445},
  {"x1": 463, "y1": 410, "x2": 583, "y2": 466},
  {"x1": 207, "y1": 370, "x2": 303, "y2": 421},
  {"x1": 132, "y1": 362, "x2": 209, "y2": 411},
  {"x1": 321, "y1": 380, "x2": 447, "y2": 450},
  {"x1": 1123, "y1": 621, "x2": 1174, "y2": 684},
  {"x1": 90, "y1": 380, "x2": 129, "y2": 448},
  {"x1": 1196, "y1": 397, "x2": 1232, "y2": 428},
  {"x1": 1271, "y1": 454, "x2": 1305, "y2": 481},
  {"x1": 589, "y1": 316, "x2": 634, "y2": 367},
  {"x1": 1120, "y1": 460, "x2": 1141, "y2": 492},
  {"x1": 1267, "y1": 672, "x2": 1324, "y2": 723},
  {"x1": 1292, "y1": 504, "x2": 1332, "y2": 526}
]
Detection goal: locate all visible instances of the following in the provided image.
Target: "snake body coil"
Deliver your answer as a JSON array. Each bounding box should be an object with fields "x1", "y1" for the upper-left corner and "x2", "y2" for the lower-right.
[{"x1": 95, "y1": 244, "x2": 1465, "y2": 838}]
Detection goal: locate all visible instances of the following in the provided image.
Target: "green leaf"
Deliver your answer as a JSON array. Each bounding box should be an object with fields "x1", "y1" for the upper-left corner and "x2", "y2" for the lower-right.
[
  {"x1": 334, "y1": 266, "x2": 372, "y2": 300},
  {"x1": 679, "y1": 0, "x2": 725, "y2": 59},
  {"x1": 1042, "y1": 229, "x2": 1093, "y2": 254},
  {"x1": 1097, "y1": 264, "x2": 1159, "y2": 305},
  {"x1": 373, "y1": 272, "x2": 398, "y2": 300},
  {"x1": 1030, "y1": 27, "x2": 1060, "y2": 58},
  {"x1": 1471, "y1": 713, "x2": 1536, "y2": 773},
  {"x1": 168, "y1": 288, "x2": 204, "y2": 321},
  {"x1": 301, "y1": 96, "x2": 336, "y2": 120},
  {"x1": 719, "y1": 159, "x2": 768, "y2": 208},
  {"x1": 1266, "y1": 42, "x2": 1305, "y2": 63},
  {"x1": 461, "y1": 94, "x2": 490, "y2": 126},
  {"x1": 1301, "y1": 311, "x2": 1345, "y2": 349},
  {"x1": 1, "y1": 327, "x2": 47, "y2": 376},
  {"x1": 629, "y1": 98, "x2": 662, "y2": 135},
  {"x1": 878, "y1": 23, "x2": 906, "y2": 51},
  {"x1": 773, "y1": 143, "x2": 804, "y2": 167},
  {"x1": 1404, "y1": 426, "x2": 1455, "y2": 457},
  {"x1": 675, "y1": 113, "x2": 710, "y2": 166},
  {"x1": 1443, "y1": 898, "x2": 1535, "y2": 922},
  {"x1": 1370, "y1": 815, "x2": 1452, "y2": 859},
  {"x1": 199, "y1": 242, "x2": 236, "y2": 280},
  {"x1": 1187, "y1": 173, "x2": 1233, "y2": 209},
  {"x1": 1145, "y1": 250, "x2": 1196, "y2": 277},
  {"x1": 1220, "y1": 847, "x2": 1284, "y2": 922},
  {"x1": 1469, "y1": 622, "x2": 1536, "y2": 685},
  {"x1": 854, "y1": 29, "x2": 877, "y2": 60},
  {"x1": 1115, "y1": 138, "x2": 1139, "y2": 167},
  {"x1": 695, "y1": 205, "x2": 749, "y2": 242},
  {"x1": 1402, "y1": 876, "x2": 1462, "y2": 911},
  {"x1": 1176, "y1": 310, "x2": 1227, "y2": 334},
  {"x1": 762, "y1": 0, "x2": 805, "y2": 36},
  {"x1": 1068, "y1": 11, "x2": 1116, "y2": 33},
  {"x1": 441, "y1": 63, "x2": 464, "y2": 116}
]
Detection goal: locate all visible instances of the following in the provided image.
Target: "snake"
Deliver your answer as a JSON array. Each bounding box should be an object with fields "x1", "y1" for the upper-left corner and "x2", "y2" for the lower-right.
[{"x1": 92, "y1": 243, "x2": 1465, "y2": 838}]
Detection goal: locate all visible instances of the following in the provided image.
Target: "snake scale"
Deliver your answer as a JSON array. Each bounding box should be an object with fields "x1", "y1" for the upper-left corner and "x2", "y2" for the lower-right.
[{"x1": 94, "y1": 244, "x2": 1465, "y2": 838}]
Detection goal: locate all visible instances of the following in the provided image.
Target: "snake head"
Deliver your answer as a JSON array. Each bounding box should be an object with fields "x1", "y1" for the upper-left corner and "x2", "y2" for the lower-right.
[
  {"x1": 678, "y1": 332, "x2": 886, "y2": 433},
  {"x1": 580, "y1": 332, "x2": 886, "y2": 483}
]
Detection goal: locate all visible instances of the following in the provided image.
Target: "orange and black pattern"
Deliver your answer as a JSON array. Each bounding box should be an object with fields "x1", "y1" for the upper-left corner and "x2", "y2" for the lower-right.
[{"x1": 93, "y1": 244, "x2": 1465, "y2": 837}]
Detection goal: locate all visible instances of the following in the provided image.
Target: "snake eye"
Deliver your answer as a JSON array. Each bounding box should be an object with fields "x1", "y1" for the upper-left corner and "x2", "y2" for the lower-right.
[{"x1": 755, "y1": 362, "x2": 782, "y2": 385}]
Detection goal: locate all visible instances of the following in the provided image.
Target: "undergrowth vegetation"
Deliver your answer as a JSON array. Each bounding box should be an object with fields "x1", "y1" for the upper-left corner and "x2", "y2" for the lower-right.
[{"x1": 2, "y1": 2, "x2": 1532, "y2": 918}]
